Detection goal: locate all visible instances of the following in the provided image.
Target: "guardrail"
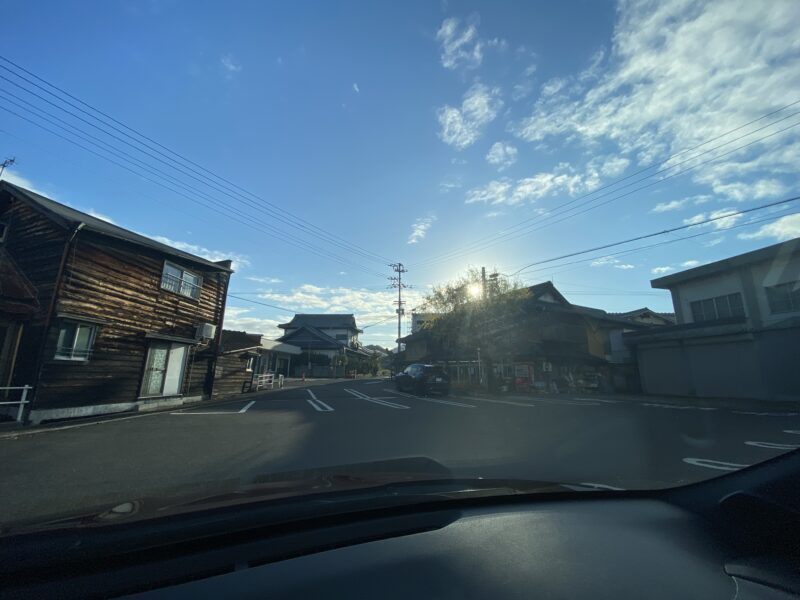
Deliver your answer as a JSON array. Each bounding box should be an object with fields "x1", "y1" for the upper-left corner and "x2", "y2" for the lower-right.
[{"x1": 0, "y1": 385, "x2": 32, "y2": 422}]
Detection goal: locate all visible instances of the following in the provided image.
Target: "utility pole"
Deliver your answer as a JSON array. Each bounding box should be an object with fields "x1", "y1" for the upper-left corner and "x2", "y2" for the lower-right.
[
  {"x1": 0, "y1": 157, "x2": 15, "y2": 179},
  {"x1": 389, "y1": 263, "x2": 409, "y2": 372},
  {"x1": 481, "y1": 266, "x2": 487, "y2": 299}
]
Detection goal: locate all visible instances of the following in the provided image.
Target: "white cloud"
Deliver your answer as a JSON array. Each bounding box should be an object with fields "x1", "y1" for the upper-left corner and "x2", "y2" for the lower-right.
[
  {"x1": 683, "y1": 208, "x2": 742, "y2": 230},
  {"x1": 437, "y1": 83, "x2": 503, "y2": 150},
  {"x1": 436, "y1": 17, "x2": 483, "y2": 70},
  {"x1": 408, "y1": 215, "x2": 437, "y2": 244},
  {"x1": 590, "y1": 256, "x2": 618, "y2": 267},
  {"x1": 652, "y1": 266, "x2": 674, "y2": 274},
  {"x1": 599, "y1": 156, "x2": 630, "y2": 177},
  {"x1": 222, "y1": 306, "x2": 283, "y2": 338},
  {"x1": 246, "y1": 276, "x2": 282, "y2": 284},
  {"x1": 87, "y1": 210, "x2": 116, "y2": 224},
  {"x1": 614, "y1": 263, "x2": 635, "y2": 269},
  {"x1": 220, "y1": 54, "x2": 242, "y2": 75},
  {"x1": 510, "y1": 1, "x2": 800, "y2": 199},
  {"x1": 738, "y1": 214, "x2": 800, "y2": 241},
  {"x1": 339, "y1": 271, "x2": 347, "y2": 275},
  {"x1": 485, "y1": 210, "x2": 504, "y2": 218},
  {"x1": 353, "y1": 83, "x2": 360, "y2": 93},
  {"x1": 486, "y1": 142, "x2": 518, "y2": 170},
  {"x1": 438, "y1": 178, "x2": 462, "y2": 193},
  {"x1": 704, "y1": 236, "x2": 725, "y2": 247},
  {"x1": 681, "y1": 260, "x2": 700, "y2": 268},
  {"x1": 148, "y1": 235, "x2": 250, "y2": 271},
  {"x1": 683, "y1": 213, "x2": 708, "y2": 226},
  {"x1": 465, "y1": 162, "x2": 599, "y2": 206},
  {"x1": 652, "y1": 199, "x2": 688, "y2": 212}
]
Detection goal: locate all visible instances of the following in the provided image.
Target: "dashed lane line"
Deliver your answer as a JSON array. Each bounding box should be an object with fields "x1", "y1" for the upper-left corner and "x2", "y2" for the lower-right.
[
  {"x1": 385, "y1": 389, "x2": 476, "y2": 408},
  {"x1": 449, "y1": 395, "x2": 538, "y2": 408},
  {"x1": 344, "y1": 388, "x2": 409, "y2": 410}
]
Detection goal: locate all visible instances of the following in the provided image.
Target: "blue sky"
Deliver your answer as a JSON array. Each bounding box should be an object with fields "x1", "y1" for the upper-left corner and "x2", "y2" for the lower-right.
[{"x1": 2, "y1": 0, "x2": 800, "y2": 346}]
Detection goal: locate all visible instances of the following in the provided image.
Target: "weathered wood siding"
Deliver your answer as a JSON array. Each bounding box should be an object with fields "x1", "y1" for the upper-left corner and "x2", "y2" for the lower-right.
[
  {"x1": 212, "y1": 353, "x2": 252, "y2": 396},
  {"x1": 0, "y1": 192, "x2": 67, "y2": 386},
  {"x1": 35, "y1": 231, "x2": 229, "y2": 408}
]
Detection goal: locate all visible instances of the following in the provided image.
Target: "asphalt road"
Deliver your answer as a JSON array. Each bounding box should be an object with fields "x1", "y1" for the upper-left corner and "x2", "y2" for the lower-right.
[{"x1": 1, "y1": 378, "x2": 799, "y2": 525}]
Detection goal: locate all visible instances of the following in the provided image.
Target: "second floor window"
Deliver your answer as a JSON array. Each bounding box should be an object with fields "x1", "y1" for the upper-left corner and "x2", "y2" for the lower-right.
[
  {"x1": 161, "y1": 261, "x2": 202, "y2": 299},
  {"x1": 690, "y1": 292, "x2": 745, "y2": 323},
  {"x1": 765, "y1": 281, "x2": 800, "y2": 314},
  {"x1": 55, "y1": 321, "x2": 97, "y2": 361}
]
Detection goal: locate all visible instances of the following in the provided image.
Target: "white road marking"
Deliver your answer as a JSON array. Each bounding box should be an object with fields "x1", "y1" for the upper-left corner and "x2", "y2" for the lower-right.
[
  {"x1": 344, "y1": 388, "x2": 409, "y2": 409},
  {"x1": 683, "y1": 457, "x2": 750, "y2": 471},
  {"x1": 386, "y1": 389, "x2": 476, "y2": 408},
  {"x1": 307, "y1": 389, "x2": 318, "y2": 401},
  {"x1": 744, "y1": 440, "x2": 800, "y2": 450},
  {"x1": 573, "y1": 397, "x2": 621, "y2": 404},
  {"x1": 238, "y1": 401, "x2": 255, "y2": 413},
  {"x1": 171, "y1": 411, "x2": 244, "y2": 415},
  {"x1": 783, "y1": 430, "x2": 800, "y2": 435},
  {"x1": 563, "y1": 482, "x2": 626, "y2": 491},
  {"x1": 306, "y1": 397, "x2": 334, "y2": 412},
  {"x1": 363, "y1": 381, "x2": 384, "y2": 385},
  {"x1": 450, "y1": 395, "x2": 538, "y2": 408}
]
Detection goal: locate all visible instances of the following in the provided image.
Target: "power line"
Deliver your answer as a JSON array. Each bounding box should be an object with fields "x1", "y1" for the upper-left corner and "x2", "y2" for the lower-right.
[
  {"x1": 361, "y1": 314, "x2": 396, "y2": 328},
  {"x1": 0, "y1": 102, "x2": 387, "y2": 279},
  {"x1": 225, "y1": 294, "x2": 298, "y2": 314},
  {"x1": 504, "y1": 195, "x2": 800, "y2": 276},
  {"x1": 515, "y1": 206, "x2": 800, "y2": 280},
  {"x1": 0, "y1": 56, "x2": 391, "y2": 265},
  {"x1": 409, "y1": 101, "x2": 800, "y2": 269}
]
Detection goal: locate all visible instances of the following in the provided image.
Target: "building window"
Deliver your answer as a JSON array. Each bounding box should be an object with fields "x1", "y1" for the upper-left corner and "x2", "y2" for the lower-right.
[
  {"x1": 0, "y1": 221, "x2": 7, "y2": 243},
  {"x1": 161, "y1": 261, "x2": 202, "y2": 299},
  {"x1": 765, "y1": 281, "x2": 800, "y2": 314},
  {"x1": 690, "y1": 293, "x2": 745, "y2": 323},
  {"x1": 55, "y1": 321, "x2": 97, "y2": 361},
  {"x1": 245, "y1": 356, "x2": 255, "y2": 372}
]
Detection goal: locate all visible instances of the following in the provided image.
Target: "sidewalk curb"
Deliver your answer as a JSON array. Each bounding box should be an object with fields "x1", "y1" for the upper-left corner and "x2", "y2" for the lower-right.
[{"x1": 0, "y1": 378, "x2": 376, "y2": 439}]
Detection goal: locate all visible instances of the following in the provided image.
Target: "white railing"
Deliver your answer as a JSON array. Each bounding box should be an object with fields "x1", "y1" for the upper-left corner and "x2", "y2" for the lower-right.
[
  {"x1": 253, "y1": 373, "x2": 284, "y2": 391},
  {"x1": 0, "y1": 385, "x2": 32, "y2": 422}
]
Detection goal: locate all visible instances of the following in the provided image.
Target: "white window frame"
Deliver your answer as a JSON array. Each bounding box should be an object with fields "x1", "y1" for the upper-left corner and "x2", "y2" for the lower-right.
[
  {"x1": 245, "y1": 356, "x2": 255, "y2": 372},
  {"x1": 160, "y1": 261, "x2": 203, "y2": 300},
  {"x1": 54, "y1": 320, "x2": 97, "y2": 361}
]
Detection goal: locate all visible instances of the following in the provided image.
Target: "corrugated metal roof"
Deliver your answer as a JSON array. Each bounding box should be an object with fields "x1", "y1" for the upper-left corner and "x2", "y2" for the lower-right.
[{"x1": 1, "y1": 182, "x2": 233, "y2": 272}]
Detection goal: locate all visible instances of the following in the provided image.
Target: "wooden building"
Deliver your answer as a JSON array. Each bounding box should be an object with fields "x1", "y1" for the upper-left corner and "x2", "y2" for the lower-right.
[
  {"x1": 215, "y1": 330, "x2": 301, "y2": 395},
  {"x1": 0, "y1": 182, "x2": 232, "y2": 423}
]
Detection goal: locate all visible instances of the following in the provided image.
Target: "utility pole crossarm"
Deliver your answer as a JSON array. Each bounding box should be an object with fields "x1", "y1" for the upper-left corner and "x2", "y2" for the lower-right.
[{"x1": 388, "y1": 263, "x2": 410, "y2": 371}]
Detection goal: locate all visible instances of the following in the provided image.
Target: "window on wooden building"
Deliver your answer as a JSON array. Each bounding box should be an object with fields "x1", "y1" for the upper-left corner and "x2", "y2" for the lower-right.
[
  {"x1": 245, "y1": 356, "x2": 255, "y2": 372},
  {"x1": 161, "y1": 261, "x2": 202, "y2": 299},
  {"x1": 55, "y1": 321, "x2": 97, "y2": 361}
]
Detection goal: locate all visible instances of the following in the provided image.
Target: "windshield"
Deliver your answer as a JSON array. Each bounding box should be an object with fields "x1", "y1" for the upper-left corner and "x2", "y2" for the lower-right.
[{"x1": 0, "y1": 0, "x2": 799, "y2": 531}]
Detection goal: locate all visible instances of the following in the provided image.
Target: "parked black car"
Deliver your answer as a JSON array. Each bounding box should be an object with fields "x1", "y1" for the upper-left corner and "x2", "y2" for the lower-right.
[{"x1": 395, "y1": 364, "x2": 450, "y2": 396}]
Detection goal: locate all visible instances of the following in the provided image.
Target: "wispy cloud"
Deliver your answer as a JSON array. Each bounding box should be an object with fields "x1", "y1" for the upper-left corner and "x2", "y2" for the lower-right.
[
  {"x1": 437, "y1": 83, "x2": 503, "y2": 150},
  {"x1": 509, "y1": 1, "x2": 800, "y2": 201},
  {"x1": 652, "y1": 199, "x2": 688, "y2": 213},
  {"x1": 590, "y1": 256, "x2": 635, "y2": 269},
  {"x1": 438, "y1": 177, "x2": 462, "y2": 193},
  {"x1": 651, "y1": 266, "x2": 674, "y2": 275},
  {"x1": 486, "y1": 141, "x2": 518, "y2": 171},
  {"x1": 220, "y1": 54, "x2": 242, "y2": 76},
  {"x1": 683, "y1": 208, "x2": 743, "y2": 230},
  {"x1": 408, "y1": 215, "x2": 437, "y2": 244},
  {"x1": 352, "y1": 83, "x2": 360, "y2": 93},
  {"x1": 436, "y1": 16, "x2": 483, "y2": 69},
  {"x1": 738, "y1": 214, "x2": 800, "y2": 241},
  {"x1": 485, "y1": 210, "x2": 504, "y2": 218},
  {"x1": 615, "y1": 263, "x2": 635, "y2": 270},
  {"x1": 465, "y1": 162, "x2": 598, "y2": 206},
  {"x1": 681, "y1": 260, "x2": 700, "y2": 268},
  {"x1": 246, "y1": 276, "x2": 282, "y2": 284},
  {"x1": 148, "y1": 235, "x2": 250, "y2": 271}
]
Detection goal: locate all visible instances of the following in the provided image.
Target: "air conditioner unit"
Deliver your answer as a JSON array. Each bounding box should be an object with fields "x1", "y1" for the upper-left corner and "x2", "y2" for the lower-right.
[{"x1": 195, "y1": 323, "x2": 217, "y2": 340}]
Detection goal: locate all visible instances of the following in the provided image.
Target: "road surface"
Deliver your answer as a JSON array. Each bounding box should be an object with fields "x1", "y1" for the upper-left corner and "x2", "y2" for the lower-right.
[{"x1": 1, "y1": 378, "x2": 798, "y2": 524}]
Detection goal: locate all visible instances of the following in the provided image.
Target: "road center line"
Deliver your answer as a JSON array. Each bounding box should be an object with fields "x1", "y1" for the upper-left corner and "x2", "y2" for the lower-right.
[
  {"x1": 385, "y1": 389, "x2": 475, "y2": 408},
  {"x1": 344, "y1": 388, "x2": 409, "y2": 409}
]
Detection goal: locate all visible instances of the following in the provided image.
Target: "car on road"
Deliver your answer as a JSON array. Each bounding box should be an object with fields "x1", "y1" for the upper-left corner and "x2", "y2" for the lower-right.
[{"x1": 395, "y1": 364, "x2": 450, "y2": 396}]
